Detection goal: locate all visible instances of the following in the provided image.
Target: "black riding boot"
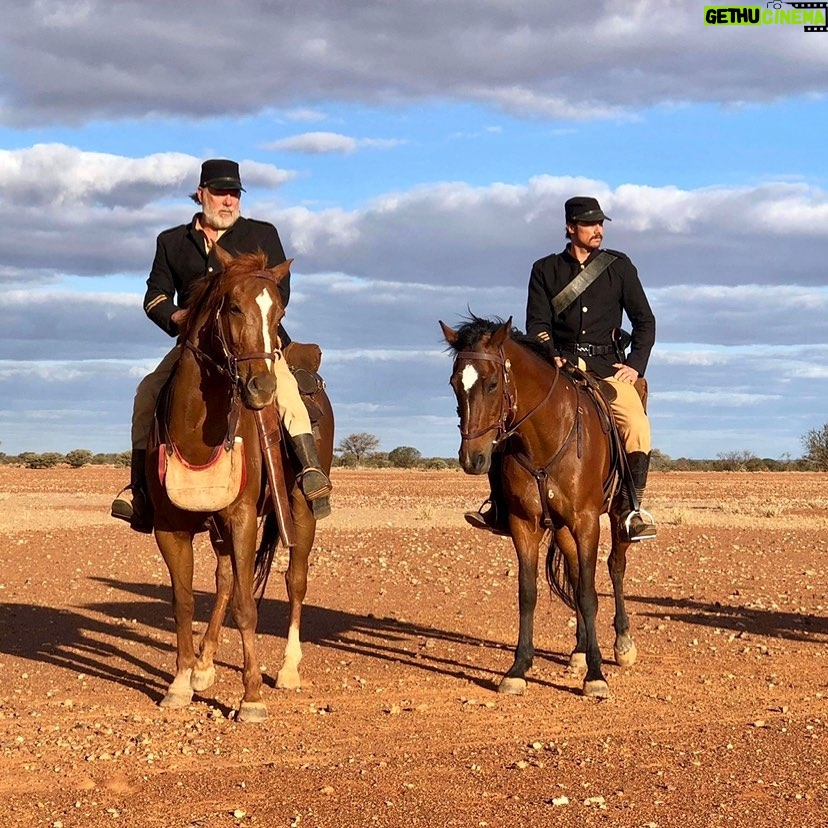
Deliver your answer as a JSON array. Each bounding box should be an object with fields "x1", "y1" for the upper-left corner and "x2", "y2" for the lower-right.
[
  {"x1": 110, "y1": 449, "x2": 153, "y2": 534},
  {"x1": 289, "y1": 433, "x2": 333, "y2": 519},
  {"x1": 464, "y1": 451, "x2": 509, "y2": 536},
  {"x1": 622, "y1": 451, "x2": 656, "y2": 542}
]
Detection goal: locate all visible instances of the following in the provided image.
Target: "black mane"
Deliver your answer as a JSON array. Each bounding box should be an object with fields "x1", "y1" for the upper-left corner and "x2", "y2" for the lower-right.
[{"x1": 447, "y1": 313, "x2": 550, "y2": 361}]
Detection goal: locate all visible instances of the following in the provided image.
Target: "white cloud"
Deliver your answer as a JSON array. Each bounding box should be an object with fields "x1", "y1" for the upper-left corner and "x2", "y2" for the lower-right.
[
  {"x1": 2, "y1": 1, "x2": 827, "y2": 126},
  {"x1": 265, "y1": 132, "x2": 406, "y2": 155}
]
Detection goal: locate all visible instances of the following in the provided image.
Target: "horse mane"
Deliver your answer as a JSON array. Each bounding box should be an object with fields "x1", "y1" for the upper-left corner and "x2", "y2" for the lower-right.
[
  {"x1": 446, "y1": 313, "x2": 551, "y2": 362},
  {"x1": 180, "y1": 249, "x2": 272, "y2": 341}
]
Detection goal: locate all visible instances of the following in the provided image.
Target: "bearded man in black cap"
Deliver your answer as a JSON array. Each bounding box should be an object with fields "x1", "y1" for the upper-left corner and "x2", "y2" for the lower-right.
[
  {"x1": 465, "y1": 195, "x2": 657, "y2": 542},
  {"x1": 111, "y1": 159, "x2": 332, "y2": 531}
]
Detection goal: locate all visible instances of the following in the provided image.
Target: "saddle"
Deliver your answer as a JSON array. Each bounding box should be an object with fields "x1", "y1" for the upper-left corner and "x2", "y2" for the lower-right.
[{"x1": 513, "y1": 361, "x2": 647, "y2": 530}]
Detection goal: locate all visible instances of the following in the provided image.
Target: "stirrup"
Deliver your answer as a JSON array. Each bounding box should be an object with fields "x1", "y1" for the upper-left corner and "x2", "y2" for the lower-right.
[
  {"x1": 624, "y1": 508, "x2": 657, "y2": 542},
  {"x1": 298, "y1": 467, "x2": 333, "y2": 501},
  {"x1": 111, "y1": 485, "x2": 135, "y2": 521},
  {"x1": 463, "y1": 500, "x2": 509, "y2": 537}
]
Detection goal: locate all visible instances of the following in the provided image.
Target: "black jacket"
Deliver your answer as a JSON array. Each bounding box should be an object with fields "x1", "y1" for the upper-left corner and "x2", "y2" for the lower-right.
[
  {"x1": 143, "y1": 214, "x2": 291, "y2": 343},
  {"x1": 525, "y1": 246, "x2": 655, "y2": 378}
]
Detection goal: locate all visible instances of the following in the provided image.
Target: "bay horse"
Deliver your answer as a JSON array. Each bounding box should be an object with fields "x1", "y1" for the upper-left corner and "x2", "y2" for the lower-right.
[
  {"x1": 440, "y1": 315, "x2": 637, "y2": 697},
  {"x1": 146, "y1": 248, "x2": 334, "y2": 722}
]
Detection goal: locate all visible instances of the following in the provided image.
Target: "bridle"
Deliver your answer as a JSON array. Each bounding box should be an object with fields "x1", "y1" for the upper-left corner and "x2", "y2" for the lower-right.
[
  {"x1": 453, "y1": 345, "x2": 561, "y2": 448},
  {"x1": 185, "y1": 271, "x2": 282, "y2": 388}
]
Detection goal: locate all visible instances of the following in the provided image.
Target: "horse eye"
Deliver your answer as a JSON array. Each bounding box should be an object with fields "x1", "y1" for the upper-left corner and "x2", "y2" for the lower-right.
[
  {"x1": 486, "y1": 379, "x2": 498, "y2": 393},
  {"x1": 228, "y1": 303, "x2": 243, "y2": 315}
]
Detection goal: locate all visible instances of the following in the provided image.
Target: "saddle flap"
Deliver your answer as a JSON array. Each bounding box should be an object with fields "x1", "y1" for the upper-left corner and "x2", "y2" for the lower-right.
[{"x1": 160, "y1": 438, "x2": 247, "y2": 512}]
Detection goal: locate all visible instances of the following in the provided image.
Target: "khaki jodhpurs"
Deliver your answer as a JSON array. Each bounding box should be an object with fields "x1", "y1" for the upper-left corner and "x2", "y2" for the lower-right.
[
  {"x1": 572, "y1": 358, "x2": 651, "y2": 454},
  {"x1": 131, "y1": 344, "x2": 313, "y2": 450}
]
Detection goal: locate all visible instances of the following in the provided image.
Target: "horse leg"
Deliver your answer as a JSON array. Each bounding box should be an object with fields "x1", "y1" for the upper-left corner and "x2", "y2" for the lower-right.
[
  {"x1": 192, "y1": 540, "x2": 233, "y2": 692},
  {"x1": 227, "y1": 511, "x2": 267, "y2": 723},
  {"x1": 276, "y1": 491, "x2": 316, "y2": 689},
  {"x1": 499, "y1": 520, "x2": 544, "y2": 695},
  {"x1": 608, "y1": 513, "x2": 637, "y2": 667},
  {"x1": 572, "y1": 513, "x2": 609, "y2": 697},
  {"x1": 155, "y1": 529, "x2": 198, "y2": 709},
  {"x1": 553, "y1": 526, "x2": 588, "y2": 672}
]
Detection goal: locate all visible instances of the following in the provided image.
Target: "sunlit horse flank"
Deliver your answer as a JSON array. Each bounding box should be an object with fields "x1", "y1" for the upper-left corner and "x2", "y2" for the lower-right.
[
  {"x1": 441, "y1": 314, "x2": 637, "y2": 698},
  {"x1": 147, "y1": 248, "x2": 334, "y2": 722}
]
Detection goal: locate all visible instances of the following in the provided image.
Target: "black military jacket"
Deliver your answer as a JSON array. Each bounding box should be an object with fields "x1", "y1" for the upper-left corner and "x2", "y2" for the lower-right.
[
  {"x1": 143, "y1": 214, "x2": 291, "y2": 343},
  {"x1": 525, "y1": 246, "x2": 655, "y2": 378}
]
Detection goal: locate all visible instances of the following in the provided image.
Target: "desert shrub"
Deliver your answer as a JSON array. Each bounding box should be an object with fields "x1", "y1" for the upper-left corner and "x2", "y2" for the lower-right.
[
  {"x1": 388, "y1": 446, "x2": 422, "y2": 468},
  {"x1": 65, "y1": 449, "x2": 93, "y2": 468}
]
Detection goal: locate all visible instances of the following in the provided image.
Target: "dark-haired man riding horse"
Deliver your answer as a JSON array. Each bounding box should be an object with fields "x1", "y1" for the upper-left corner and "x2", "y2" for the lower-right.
[
  {"x1": 466, "y1": 196, "x2": 657, "y2": 542},
  {"x1": 112, "y1": 159, "x2": 332, "y2": 532}
]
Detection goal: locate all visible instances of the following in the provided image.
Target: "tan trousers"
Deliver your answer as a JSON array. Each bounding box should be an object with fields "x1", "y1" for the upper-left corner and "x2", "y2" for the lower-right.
[
  {"x1": 572, "y1": 358, "x2": 651, "y2": 454},
  {"x1": 131, "y1": 344, "x2": 312, "y2": 450},
  {"x1": 598, "y1": 376, "x2": 651, "y2": 453}
]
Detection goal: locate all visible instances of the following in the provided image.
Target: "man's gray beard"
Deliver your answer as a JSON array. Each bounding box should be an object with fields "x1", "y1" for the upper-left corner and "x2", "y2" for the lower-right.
[{"x1": 202, "y1": 205, "x2": 239, "y2": 230}]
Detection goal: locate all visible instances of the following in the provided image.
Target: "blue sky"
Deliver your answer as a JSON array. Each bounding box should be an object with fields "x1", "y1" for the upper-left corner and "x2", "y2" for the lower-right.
[{"x1": 1, "y1": 0, "x2": 826, "y2": 460}]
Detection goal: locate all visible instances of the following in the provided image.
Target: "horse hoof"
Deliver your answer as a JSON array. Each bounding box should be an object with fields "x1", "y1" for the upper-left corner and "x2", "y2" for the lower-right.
[
  {"x1": 191, "y1": 666, "x2": 217, "y2": 692},
  {"x1": 237, "y1": 701, "x2": 268, "y2": 723},
  {"x1": 567, "y1": 652, "x2": 587, "y2": 672},
  {"x1": 159, "y1": 690, "x2": 193, "y2": 709},
  {"x1": 614, "y1": 641, "x2": 638, "y2": 667},
  {"x1": 498, "y1": 677, "x2": 527, "y2": 695},
  {"x1": 276, "y1": 669, "x2": 301, "y2": 690},
  {"x1": 583, "y1": 679, "x2": 610, "y2": 698}
]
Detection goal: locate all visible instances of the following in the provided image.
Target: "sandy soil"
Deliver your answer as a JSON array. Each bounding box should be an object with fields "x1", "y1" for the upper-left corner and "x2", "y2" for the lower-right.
[{"x1": 0, "y1": 467, "x2": 826, "y2": 827}]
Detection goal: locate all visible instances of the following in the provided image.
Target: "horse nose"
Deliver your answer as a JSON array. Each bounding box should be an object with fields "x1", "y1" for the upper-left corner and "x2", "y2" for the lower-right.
[
  {"x1": 460, "y1": 449, "x2": 491, "y2": 475},
  {"x1": 245, "y1": 372, "x2": 276, "y2": 408}
]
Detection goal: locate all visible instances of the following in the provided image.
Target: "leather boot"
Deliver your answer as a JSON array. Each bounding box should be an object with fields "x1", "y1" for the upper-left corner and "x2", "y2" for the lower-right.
[
  {"x1": 110, "y1": 449, "x2": 153, "y2": 534},
  {"x1": 464, "y1": 451, "x2": 510, "y2": 536},
  {"x1": 622, "y1": 451, "x2": 656, "y2": 542},
  {"x1": 289, "y1": 433, "x2": 333, "y2": 519}
]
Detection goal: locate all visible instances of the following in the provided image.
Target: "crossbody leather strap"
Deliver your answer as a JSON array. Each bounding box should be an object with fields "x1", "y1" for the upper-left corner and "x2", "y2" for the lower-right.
[{"x1": 552, "y1": 251, "x2": 617, "y2": 316}]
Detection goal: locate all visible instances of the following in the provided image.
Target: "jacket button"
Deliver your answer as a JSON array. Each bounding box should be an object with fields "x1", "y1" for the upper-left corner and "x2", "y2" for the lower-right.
[
  {"x1": 582, "y1": 306, "x2": 588, "y2": 312},
  {"x1": 208, "y1": 267, "x2": 214, "y2": 273}
]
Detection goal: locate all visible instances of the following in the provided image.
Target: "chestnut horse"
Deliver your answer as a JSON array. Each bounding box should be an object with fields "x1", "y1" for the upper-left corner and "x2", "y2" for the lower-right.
[
  {"x1": 440, "y1": 315, "x2": 637, "y2": 697},
  {"x1": 147, "y1": 249, "x2": 333, "y2": 722}
]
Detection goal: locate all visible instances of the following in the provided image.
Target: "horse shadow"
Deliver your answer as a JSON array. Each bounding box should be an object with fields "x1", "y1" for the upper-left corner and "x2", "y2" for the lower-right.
[
  {"x1": 624, "y1": 593, "x2": 828, "y2": 642},
  {"x1": 0, "y1": 576, "x2": 574, "y2": 705}
]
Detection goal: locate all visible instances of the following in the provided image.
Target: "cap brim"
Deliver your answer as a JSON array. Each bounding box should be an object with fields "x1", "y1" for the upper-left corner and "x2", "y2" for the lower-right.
[
  {"x1": 572, "y1": 210, "x2": 610, "y2": 222},
  {"x1": 201, "y1": 178, "x2": 245, "y2": 191}
]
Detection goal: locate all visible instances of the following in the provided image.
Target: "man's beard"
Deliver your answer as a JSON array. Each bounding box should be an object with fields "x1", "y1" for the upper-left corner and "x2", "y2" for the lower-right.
[{"x1": 202, "y1": 202, "x2": 239, "y2": 230}]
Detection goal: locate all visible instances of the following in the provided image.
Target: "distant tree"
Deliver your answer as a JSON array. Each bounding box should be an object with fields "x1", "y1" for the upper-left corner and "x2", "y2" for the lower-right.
[
  {"x1": 716, "y1": 449, "x2": 759, "y2": 471},
  {"x1": 23, "y1": 452, "x2": 64, "y2": 469},
  {"x1": 388, "y1": 446, "x2": 422, "y2": 468},
  {"x1": 650, "y1": 448, "x2": 672, "y2": 471},
  {"x1": 336, "y1": 432, "x2": 380, "y2": 465},
  {"x1": 65, "y1": 449, "x2": 93, "y2": 468},
  {"x1": 802, "y1": 423, "x2": 828, "y2": 470}
]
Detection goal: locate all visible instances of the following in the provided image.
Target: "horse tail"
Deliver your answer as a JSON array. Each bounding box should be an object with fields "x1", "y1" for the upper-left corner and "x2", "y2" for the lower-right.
[
  {"x1": 545, "y1": 532, "x2": 576, "y2": 611},
  {"x1": 253, "y1": 511, "x2": 280, "y2": 600}
]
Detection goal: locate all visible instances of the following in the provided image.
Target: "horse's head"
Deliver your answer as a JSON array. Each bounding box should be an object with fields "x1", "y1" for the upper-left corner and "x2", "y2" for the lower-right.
[
  {"x1": 440, "y1": 316, "x2": 513, "y2": 475},
  {"x1": 187, "y1": 248, "x2": 291, "y2": 410}
]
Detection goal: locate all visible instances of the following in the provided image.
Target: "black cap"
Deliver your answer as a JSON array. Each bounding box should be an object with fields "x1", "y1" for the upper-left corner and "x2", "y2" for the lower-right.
[
  {"x1": 199, "y1": 159, "x2": 245, "y2": 191},
  {"x1": 565, "y1": 196, "x2": 610, "y2": 223}
]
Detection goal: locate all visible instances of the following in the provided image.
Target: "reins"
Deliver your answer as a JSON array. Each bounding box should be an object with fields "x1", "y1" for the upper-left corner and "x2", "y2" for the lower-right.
[{"x1": 173, "y1": 270, "x2": 282, "y2": 452}]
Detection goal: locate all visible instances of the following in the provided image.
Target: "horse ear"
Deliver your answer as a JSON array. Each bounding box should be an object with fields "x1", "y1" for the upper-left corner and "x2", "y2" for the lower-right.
[
  {"x1": 490, "y1": 317, "x2": 512, "y2": 348},
  {"x1": 271, "y1": 258, "x2": 293, "y2": 283},
  {"x1": 439, "y1": 320, "x2": 458, "y2": 345},
  {"x1": 214, "y1": 245, "x2": 233, "y2": 268}
]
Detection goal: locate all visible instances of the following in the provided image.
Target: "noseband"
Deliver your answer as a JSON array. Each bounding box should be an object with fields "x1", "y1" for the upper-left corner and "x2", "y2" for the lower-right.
[{"x1": 454, "y1": 346, "x2": 561, "y2": 446}]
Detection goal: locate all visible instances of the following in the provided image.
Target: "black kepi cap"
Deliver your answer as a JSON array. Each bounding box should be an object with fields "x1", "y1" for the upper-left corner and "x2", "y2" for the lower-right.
[
  {"x1": 199, "y1": 159, "x2": 245, "y2": 191},
  {"x1": 565, "y1": 196, "x2": 610, "y2": 223}
]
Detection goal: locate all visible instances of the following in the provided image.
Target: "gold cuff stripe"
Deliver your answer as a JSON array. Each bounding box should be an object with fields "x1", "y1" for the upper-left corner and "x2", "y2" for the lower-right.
[{"x1": 145, "y1": 296, "x2": 167, "y2": 313}]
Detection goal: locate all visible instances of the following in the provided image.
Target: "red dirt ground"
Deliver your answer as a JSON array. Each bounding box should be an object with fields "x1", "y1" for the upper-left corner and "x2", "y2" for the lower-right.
[{"x1": 0, "y1": 468, "x2": 826, "y2": 827}]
